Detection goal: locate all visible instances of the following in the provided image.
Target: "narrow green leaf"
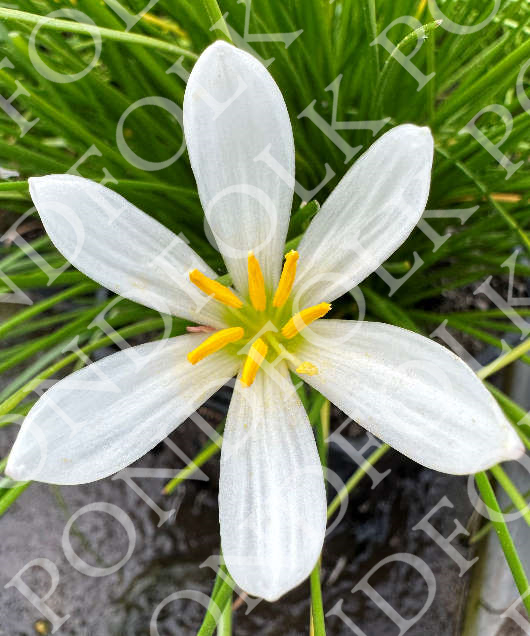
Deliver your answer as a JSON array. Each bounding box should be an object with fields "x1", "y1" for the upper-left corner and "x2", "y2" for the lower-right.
[
  {"x1": 0, "y1": 8, "x2": 197, "y2": 59},
  {"x1": 475, "y1": 472, "x2": 530, "y2": 616}
]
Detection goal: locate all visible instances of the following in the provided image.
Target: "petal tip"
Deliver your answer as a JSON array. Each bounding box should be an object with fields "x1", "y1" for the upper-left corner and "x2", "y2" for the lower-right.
[
  {"x1": 5, "y1": 454, "x2": 29, "y2": 483},
  {"x1": 28, "y1": 174, "x2": 49, "y2": 199},
  {"x1": 504, "y1": 428, "x2": 526, "y2": 462},
  {"x1": 197, "y1": 40, "x2": 237, "y2": 69},
  {"x1": 29, "y1": 173, "x2": 90, "y2": 202},
  {"x1": 392, "y1": 123, "x2": 434, "y2": 148},
  {"x1": 205, "y1": 39, "x2": 234, "y2": 54}
]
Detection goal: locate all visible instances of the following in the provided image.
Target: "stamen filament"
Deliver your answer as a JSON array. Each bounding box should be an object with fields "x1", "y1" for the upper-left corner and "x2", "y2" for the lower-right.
[
  {"x1": 273, "y1": 250, "x2": 299, "y2": 308},
  {"x1": 189, "y1": 269, "x2": 243, "y2": 309},
  {"x1": 247, "y1": 251, "x2": 266, "y2": 312},
  {"x1": 281, "y1": 302, "x2": 332, "y2": 339},
  {"x1": 187, "y1": 327, "x2": 244, "y2": 365},
  {"x1": 240, "y1": 338, "x2": 268, "y2": 387}
]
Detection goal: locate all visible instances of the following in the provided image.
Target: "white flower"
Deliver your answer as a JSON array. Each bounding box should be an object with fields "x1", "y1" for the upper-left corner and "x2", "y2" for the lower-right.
[{"x1": 6, "y1": 42, "x2": 523, "y2": 602}]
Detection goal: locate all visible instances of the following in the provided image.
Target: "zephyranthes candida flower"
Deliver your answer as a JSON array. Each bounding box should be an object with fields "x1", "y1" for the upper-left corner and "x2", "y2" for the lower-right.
[{"x1": 7, "y1": 42, "x2": 523, "y2": 601}]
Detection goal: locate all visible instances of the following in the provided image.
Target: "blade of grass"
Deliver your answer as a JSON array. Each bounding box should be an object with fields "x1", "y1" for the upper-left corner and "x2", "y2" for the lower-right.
[
  {"x1": 0, "y1": 480, "x2": 30, "y2": 517},
  {"x1": 327, "y1": 444, "x2": 390, "y2": 519},
  {"x1": 162, "y1": 420, "x2": 224, "y2": 494},
  {"x1": 0, "y1": 8, "x2": 198, "y2": 60},
  {"x1": 218, "y1": 591, "x2": 233, "y2": 636},
  {"x1": 0, "y1": 281, "x2": 96, "y2": 339},
  {"x1": 475, "y1": 472, "x2": 530, "y2": 616},
  {"x1": 478, "y1": 336, "x2": 530, "y2": 380},
  {"x1": 490, "y1": 465, "x2": 530, "y2": 528},
  {"x1": 197, "y1": 566, "x2": 234, "y2": 636},
  {"x1": 310, "y1": 560, "x2": 326, "y2": 636}
]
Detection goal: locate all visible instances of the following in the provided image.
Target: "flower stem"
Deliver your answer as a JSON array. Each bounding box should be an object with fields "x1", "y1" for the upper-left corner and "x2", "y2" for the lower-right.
[
  {"x1": 309, "y1": 394, "x2": 328, "y2": 635},
  {"x1": 197, "y1": 566, "x2": 234, "y2": 636},
  {"x1": 310, "y1": 560, "x2": 326, "y2": 636},
  {"x1": 316, "y1": 399, "x2": 330, "y2": 469},
  {"x1": 218, "y1": 591, "x2": 232, "y2": 636}
]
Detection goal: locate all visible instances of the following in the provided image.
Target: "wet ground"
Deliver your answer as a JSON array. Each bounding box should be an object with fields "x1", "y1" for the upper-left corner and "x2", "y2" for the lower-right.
[{"x1": 1, "y1": 394, "x2": 479, "y2": 636}]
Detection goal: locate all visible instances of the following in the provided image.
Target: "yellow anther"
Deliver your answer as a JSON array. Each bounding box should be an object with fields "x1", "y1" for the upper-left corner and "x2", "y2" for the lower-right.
[
  {"x1": 189, "y1": 269, "x2": 243, "y2": 309},
  {"x1": 273, "y1": 250, "x2": 299, "y2": 308},
  {"x1": 247, "y1": 251, "x2": 266, "y2": 311},
  {"x1": 281, "y1": 302, "x2": 332, "y2": 339},
  {"x1": 240, "y1": 338, "x2": 268, "y2": 387},
  {"x1": 187, "y1": 327, "x2": 244, "y2": 365},
  {"x1": 296, "y1": 361, "x2": 319, "y2": 376}
]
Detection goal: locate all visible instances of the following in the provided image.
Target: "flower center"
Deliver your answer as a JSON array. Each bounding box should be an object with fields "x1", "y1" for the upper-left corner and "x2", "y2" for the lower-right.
[{"x1": 186, "y1": 250, "x2": 331, "y2": 387}]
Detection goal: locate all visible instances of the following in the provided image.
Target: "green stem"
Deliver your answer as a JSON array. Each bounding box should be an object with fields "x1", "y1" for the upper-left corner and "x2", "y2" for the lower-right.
[
  {"x1": 308, "y1": 393, "x2": 328, "y2": 634},
  {"x1": 490, "y1": 465, "x2": 530, "y2": 528},
  {"x1": 475, "y1": 472, "x2": 530, "y2": 616},
  {"x1": 477, "y1": 337, "x2": 530, "y2": 380},
  {"x1": 485, "y1": 383, "x2": 530, "y2": 451},
  {"x1": 317, "y1": 399, "x2": 330, "y2": 469},
  {"x1": 470, "y1": 488, "x2": 530, "y2": 545},
  {"x1": 197, "y1": 568, "x2": 234, "y2": 636},
  {"x1": 327, "y1": 444, "x2": 390, "y2": 519},
  {"x1": 162, "y1": 422, "x2": 224, "y2": 494},
  {"x1": 0, "y1": 481, "x2": 30, "y2": 517},
  {"x1": 218, "y1": 592, "x2": 232, "y2": 636},
  {"x1": 310, "y1": 560, "x2": 326, "y2": 636}
]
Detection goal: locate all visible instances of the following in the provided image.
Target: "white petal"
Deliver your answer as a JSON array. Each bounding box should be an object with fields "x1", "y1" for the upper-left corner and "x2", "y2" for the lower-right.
[
  {"x1": 293, "y1": 125, "x2": 434, "y2": 307},
  {"x1": 292, "y1": 320, "x2": 524, "y2": 474},
  {"x1": 219, "y1": 365, "x2": 326, "y2": 601},
  {"x1": 6, "y1": 334, "x2": 239, "y2": 484},
  {"x1": 29, "y1": 174, "x2": 228, "y2": 328},
  {"x1": 184, "y1": 41, "x2": 294, "y2": 294}
]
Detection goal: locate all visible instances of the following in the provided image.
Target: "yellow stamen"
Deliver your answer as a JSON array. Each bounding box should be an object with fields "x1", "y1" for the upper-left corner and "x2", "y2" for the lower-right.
[
  {"x1": 296, "y1": 361, "x2": 319, "y2": 376},
  {"x1": 189, "y1": 269, "x2": 243, "y2": 309},
  {"x1": 281, "y1": 302, "x2": 331, "y2": 339},
  {"x1": 273, "y1": 250, "x2": 299, "y2": 308},
  {"x1": 187, "y1": 327, "x2": 244, "y2": 365},
  {"x1": 247, "y1": 251, "x2": 266, "y2": 311},
  {"x1": 240, "y1": 338, "x2": 268, "y2": 387}
]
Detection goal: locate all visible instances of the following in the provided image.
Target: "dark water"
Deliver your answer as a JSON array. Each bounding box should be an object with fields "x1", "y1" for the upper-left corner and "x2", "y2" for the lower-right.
[{"x1": 1, "y1": 397, "x2": 477, "y2": 636}]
